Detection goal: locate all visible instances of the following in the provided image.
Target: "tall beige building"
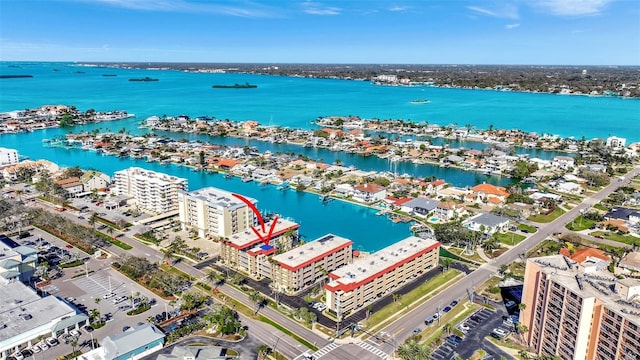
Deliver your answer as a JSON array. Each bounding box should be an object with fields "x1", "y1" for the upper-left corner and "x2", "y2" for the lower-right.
[
  {"x1": 178, "y1": 187, "x2": 258, "y2": 239},
  {"x1": 113, "y1": 167, "x2": 187, "y2": 214},
  {"x1": 324, "y1": 236, "x2": 440, "y2": 316},
  {"x1": 271, "y1": 234, "x2": 353, "y2": 294},
  {"x1": 521, "y1": 255, "x2": 640, "y2": 360}
]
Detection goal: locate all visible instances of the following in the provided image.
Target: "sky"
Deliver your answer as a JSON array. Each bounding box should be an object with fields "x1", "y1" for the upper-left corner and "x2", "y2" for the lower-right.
[{"x1": 1, "y1": 0, "x2": 639, "y2": 65}]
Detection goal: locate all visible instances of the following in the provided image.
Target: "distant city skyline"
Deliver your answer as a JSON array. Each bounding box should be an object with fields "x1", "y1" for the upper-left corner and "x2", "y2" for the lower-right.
[{"x1": 1, "y1": 0, "x2": 639, "y2": 65}]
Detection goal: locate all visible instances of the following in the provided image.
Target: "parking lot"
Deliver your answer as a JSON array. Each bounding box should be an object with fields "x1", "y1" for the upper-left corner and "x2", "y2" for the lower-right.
[
  {"x1": 5, "y1": 227, "x2": 177, "y2": 360},
  {"x1": 429, "y1": 305, "x2": 515, "y2": 360}
]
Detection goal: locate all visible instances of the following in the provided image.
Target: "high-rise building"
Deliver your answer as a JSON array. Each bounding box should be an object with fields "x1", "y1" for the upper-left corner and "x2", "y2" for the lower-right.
[
  {"x1": 271, "y1": 234, "x2": 353, "y2": 294},
  {"x1": 177, "y1": 187, "x2": 257, "y2": 239},
  {"x1": 324, "y1": 236, "x2": 440, "y2": 316},
  {"x1": 113, "y1": 167, "x2": 187, "y2": 214},
  {"x1": 0, "y1": 147, "x2": 18, "y2": 166},
  {"x1": 521, "y1": 255, "x2": 640, "y2": 360}
]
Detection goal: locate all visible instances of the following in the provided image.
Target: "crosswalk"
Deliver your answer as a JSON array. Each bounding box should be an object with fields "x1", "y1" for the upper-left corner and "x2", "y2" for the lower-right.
[
  {"x1": 311, "y1": 342, "x2": 340, "y2": 358},
  {"x1": 358, "y1": 342, "x2": 389, "y2": 359}
]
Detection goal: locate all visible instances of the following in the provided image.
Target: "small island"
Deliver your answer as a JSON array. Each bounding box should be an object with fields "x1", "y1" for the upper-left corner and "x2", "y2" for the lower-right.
[
  {"x1": 212, "y1": 82, "x2": 257, "y2": 89},
  {"x1": 410, "y1": 99, "x2": 430, "y2": 104},
  {"x1": 129, "y1": 77, "x2": 159, "y2": 82}
]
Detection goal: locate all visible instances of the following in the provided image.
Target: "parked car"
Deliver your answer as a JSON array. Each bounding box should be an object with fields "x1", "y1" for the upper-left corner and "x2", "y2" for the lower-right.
[
  {"x1": 459, "y1": 323, "x2": 470, "y2": 332},
  {"x1": 123, "y1": 326, "x2": 131, "y2": 332},
  {"x1": 30, "y1": 345, "x2": 41, "y2": 354},
  {"x1": 113, "y1": 296, "x2": 128, "y2": 304},
  {"x1": 505, "y1": 300, "x2": 517, "y2": 308},
  {"x1": 492, "y1": 328, "x2": 508, "y2": 338},
  {"x1": 38, "y1": 342, "x2": 49, "y2": 351},
  {"x1": 45, "y1": 337, "x2": 59, "y2": 346},
  {"x1": 12, "y1": 352, "x2": 24, "y2": 360},
  {"x1": 83, "y1": 325, "x2": 94, "y2": 332},
  {"x1": 443, "y1": 306, "x2": 452, "y2": 313},
  {"x1": 450, "y1": 300, "x2": 458, "y2": 307},
  {"x1": 103, "y1": 292, "x2": 116, "y2": 299},
  {"x1": 69, "y1": 329, "x2": 81, "y2": 337},
  {"x1": 412, "y1": 328, "x2": 422, "y2": 335},
  {"x1": 445, "y1": 335, "x2": 463, "y2": 346}
]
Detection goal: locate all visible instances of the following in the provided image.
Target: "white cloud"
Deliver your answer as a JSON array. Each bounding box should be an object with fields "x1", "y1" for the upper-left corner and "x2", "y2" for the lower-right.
[
  {"x1": 388, "y1": 5, "x2": 409, "y2": 12},
  {"x1": 301, "y1": 1, "x2": 341, "y2": 15},
  {"x1": 88, "y1": 0, "x2": 278, "y2": 17},
  {"x1": 467, "y1": 4, "x2": 519, "y2": 19},
  {"x1": 505, "y1": 23, "x2": 520, "y2": 29},
  {"x1": 534, "y1": 0, "x2": 614, "y2": 16}
]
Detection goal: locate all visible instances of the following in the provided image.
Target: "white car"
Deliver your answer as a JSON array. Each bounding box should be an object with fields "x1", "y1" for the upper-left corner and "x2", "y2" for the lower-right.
[
  {"x1": 45, "y1": 337, "x2": 59, "y2": 346},
  {"x1": 31, "y1": 345, "x2": 41, "y2": 353},
  {"x1": 113, "y1": 296, "x2": 128, "y2": 304},
  {"x1": 38, "y1": 342, "x2": 49, "y2": 351},
  {"x1": 103, "y1": 292, "x2": 116, "y2": 299},
  {"x1": 459, "y1": 323, "x2": 470, "y2": 332},
  {"x1": 13, "y1": 352, "x2": 25, "y2": 360},
  {"x1": 492, "y1": 328, "x2": 508, "y2": 338},
  {"x1": 69, "y1": 329, "x2": 81, "y2": 337}
]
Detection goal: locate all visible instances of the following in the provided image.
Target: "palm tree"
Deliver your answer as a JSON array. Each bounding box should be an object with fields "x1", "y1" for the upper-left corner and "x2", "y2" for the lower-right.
[
  {"x1": 249, "y1": 290, "x2": 262, "y2": 314},
  {"x1": 396, "y1": 339, "x2": 432, "y2": 360},
  {"x1": 443, "y1": 322, "x2": 453, "y2": 335},
  {"x1": 205, "y1": 270, "x2": 218, "y2": 288},
  {"x1": 70, "y1": 338, "x2": 78, "y2": 359},
  {"x1": 392, "y1": 293, "x2": 401, "y2": 303},
  {"x1": 440, "y1": 258, "x2": 453, "y2": 271},
  {"x1": 94, "y1": 297, "x2": 101, "y2": 313},
  {"x1": 257, "y1": 344, "x2": 272, "y2": 360}
]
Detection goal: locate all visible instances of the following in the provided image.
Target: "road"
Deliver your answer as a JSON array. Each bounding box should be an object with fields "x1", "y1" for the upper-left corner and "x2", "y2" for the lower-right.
[
  {"x1": 21, "y1": 166, "x2": 639, "y2": 359},
  {"x1": 24, "y1": 200, "x2": 327, "y2": 360},
  {"x1": 374, "y1": 166, "x2": 640, "y2": 355}
]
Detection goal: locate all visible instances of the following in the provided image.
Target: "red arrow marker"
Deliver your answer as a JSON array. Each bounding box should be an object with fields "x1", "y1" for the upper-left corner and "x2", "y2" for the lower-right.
[
  {"x1": 232, "y1": 193, "x2": 266, "y2": 232},
  {"x1": 233, "y1": 193, "x2": 279, "y2": 246}
]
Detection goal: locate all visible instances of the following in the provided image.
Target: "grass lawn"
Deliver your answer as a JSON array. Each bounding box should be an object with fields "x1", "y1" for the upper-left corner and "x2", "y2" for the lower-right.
[
  {"x1": 528, "y1": 207, "x2": 566, "y2": 223},
  {"x1": 365, "y1": 270, "x2": 461, "y2": 331},
  {"x1": 589, "y1": 231, "x2": 640, "y2": 246},
  {"x1": 446, "y1": 247, "x2": 485, "y2": 264},
  {"x1": 517, "y1": 224, "x2": 537, "y2": 233},
  {"x1": 493, "y1": 232, "x2": 526, "y2": 246},
  {"x1": 565, "y1": 216, "x2": 596, "y2": 231},
  {"x1": 477, "y1": 276, "x2": 503, "y2": 302}
]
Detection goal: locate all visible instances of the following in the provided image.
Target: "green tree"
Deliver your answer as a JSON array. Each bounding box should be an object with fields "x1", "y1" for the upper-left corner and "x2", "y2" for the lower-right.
[{"x1": 257, "y1": 344, "x2": 272, "y2": 360}]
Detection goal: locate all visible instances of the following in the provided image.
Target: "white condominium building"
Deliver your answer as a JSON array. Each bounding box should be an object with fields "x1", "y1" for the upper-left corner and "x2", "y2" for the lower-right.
[
  {"x1": 113, "y1": 167, "x2": 187, "y2": 214},
  {"x1": 0, "y1": 148, "x2": 18, "y2": 166},
  {"x1": 178, "y1": 187, "x2": 257, "y2": 239},
  {"x1": 324, "y1": 236, "x2": 440, "y2": 316},
  {"x1": 271, "y1": 234, "x2": 353, "y2": 294}
]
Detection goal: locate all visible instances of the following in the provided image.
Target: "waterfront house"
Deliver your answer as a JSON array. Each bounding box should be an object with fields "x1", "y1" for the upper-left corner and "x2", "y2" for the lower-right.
[
  {"x1": 437, "y1": 186, "x2": 470, "y2": 202},
  {"x1": 353, "y1": 183, "x2": 387, "y2": 203},
  {"x1": 423, "y1": 179, "x2": 446, "y2": 195},
  {"x1": 434, "y1": 201, "x2": 466, "y2": 221},
  {"x1": 552, "y1": 155, "x2": 575, "y2": 170},
  {"x1": 554, "y1": 181, "x2": 583, "y2": 195},
  {"x1": 464, "y1": 213, "x2": 510, "y2": 234},
  {"x1": 470, "y1": 183, "x2": 510, "y2": 204},
  {"x1": 333, "y1": 183, "x2": 354, "y2": 197},
  {"x1": 400, "y1": 197, "x2": 439, "y2": 218},
  {"x1": 606, "y1": 136, "x2": 626, "y2": 149}
]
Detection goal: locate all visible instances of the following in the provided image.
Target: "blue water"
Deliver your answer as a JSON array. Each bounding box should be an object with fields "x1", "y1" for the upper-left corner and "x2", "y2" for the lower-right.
[
  {"x1": 2, "y1": 61, "x2": 640, "y2": 251},
  {"x1": 1, "y1": 61, "x2": 638, "y2": 142}
]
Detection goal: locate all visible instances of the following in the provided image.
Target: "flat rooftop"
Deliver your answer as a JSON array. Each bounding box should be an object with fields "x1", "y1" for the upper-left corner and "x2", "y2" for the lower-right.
[
  {"x1": 529, "y1": 255, "x2": 640, "y2": 324},
  {"x1": 0, "y1": 282, "x2": 77, "y2": 344},
  {"x1": 327, "y1": 236, "x2": 440, "y2": 291},
  {"x1": 272, "y1": 234, "x2": 353, "y2": 271},
  {"x1": 186, "y1": 187, "x2": 256, "y2": 211},
  {"x1": 226, "y1": 218, "x2": 299, "y2": 250}
]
